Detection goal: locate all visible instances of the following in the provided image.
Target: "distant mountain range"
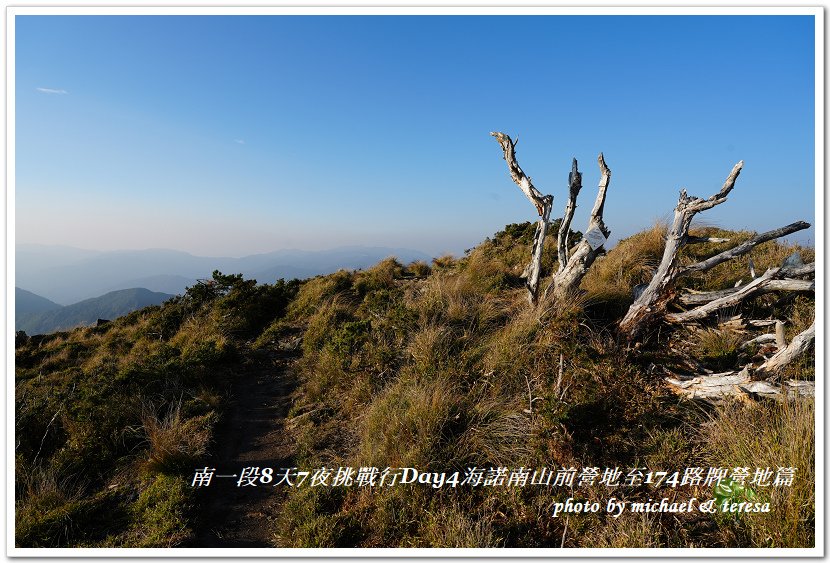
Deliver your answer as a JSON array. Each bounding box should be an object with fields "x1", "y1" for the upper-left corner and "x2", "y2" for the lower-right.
[
  {"x1": 16, "y1": 244, "x2": 433, "y2": 305},
  {"x1": 16, "y1": 288, "x2": 62, "y2": 316},
  {"x1": 15, "y1": 287, "x2": 174, "y2": 335}
]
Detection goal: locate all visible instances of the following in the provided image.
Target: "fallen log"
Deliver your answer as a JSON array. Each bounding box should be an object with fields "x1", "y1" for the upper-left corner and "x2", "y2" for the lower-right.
[
  {"x1": 667, "y1": 264, "x2": 815, "y2": 323},
  {"x1": 739, "y1": 333, "x2": 777, "y2": 349},
  {"x1": 665, "y1": 322, "x2": 815, "y2": 400},
  {"x1": 666, "y1": 371, "x2": 814, "y2": 401},
  {"x1": 678, "y1": 278, "x2": 814, "y2": 306}
]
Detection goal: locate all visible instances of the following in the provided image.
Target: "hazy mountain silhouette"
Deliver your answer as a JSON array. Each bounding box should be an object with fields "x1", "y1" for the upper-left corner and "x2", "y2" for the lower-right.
[
  {"x1": 16, "y1": 245, "x2": 433, "y2": 304},
  {"x1": 16, "y1": 288, "x2": 174, "y2": 334},
  {"x1": 104, "y1": 275, "x2": 199, "y2": 297},
  {"x1": 16, "y1": 287, "x2": 62, "y2": 316}
]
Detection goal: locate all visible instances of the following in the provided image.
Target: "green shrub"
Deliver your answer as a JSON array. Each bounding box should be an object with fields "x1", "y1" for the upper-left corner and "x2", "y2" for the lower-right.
[{"x1": 128, "y1": 474, "x2": 192, "y2": 547}]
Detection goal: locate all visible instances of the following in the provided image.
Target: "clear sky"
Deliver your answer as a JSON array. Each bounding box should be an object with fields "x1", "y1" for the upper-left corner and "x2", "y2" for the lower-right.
[{"x1": 15, "y1": 14, "x2": 816, "y2": 257}]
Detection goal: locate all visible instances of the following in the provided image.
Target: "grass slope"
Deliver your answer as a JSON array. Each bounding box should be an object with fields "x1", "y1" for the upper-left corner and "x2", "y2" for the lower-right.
[{"x1": 15, "y1": 226, "x2": 815, "y2": 549}]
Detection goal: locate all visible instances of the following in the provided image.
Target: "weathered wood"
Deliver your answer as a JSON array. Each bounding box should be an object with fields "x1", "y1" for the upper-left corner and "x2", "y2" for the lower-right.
[
  {"x1": 666, "y1": 369, "x2": 814, "y2": 400},
  {"x1": 780, "y1": 262, "x2": 816, "y2": 277},
  {"x1": 526, "y1": 200, "x2": 553, "y2": 303},
  {"x1": 666, "y1": 369, "x2": 753, "y2": 400},
  {"x1": 677, "y1": 277, "x2": 814, "y2": 306},
  {"x1": 774, "y1": 320, "x2": 787, "y2": 349},
  {"x1": 749, "y1": 319, "x2": 780, "y2": 328},
  {"x1": 668, "y1": 265, "x2": 815, "y2": 323},
  {"x1": 739, "y1": 333, "x2": 777, "y2": 349},
  {"x1": 683, "y1": 221, "x2": 810, "y2": 274},
  {"x1": 686, "y1": 236, "x2": 731, "y2": 244},
  {"x1": 757, "y1": 321, "x2": 815, "y2": 375},
  {"x1": 619, "y1": 162, "x2": 743, "y2": 340},
  {"x1": 547, "y1": 153, "x2": 612, "y2": 299},
  {"x1": 490, "y1": 132, "x2": 554, "y2": 304},
  {"x1": 667, "y1": 268, "x2": 777, "y2": 323},
  {"x1": 490, "y1": 132, "x2": 551, "y2": 216},
  {"x1": 557, "y1": 159, "x2": 582, "y2": 273},
  {"x1": 666, "y1": 322, "x2": 815, "y2": 400},
  {"x1": 619, "y1": 160, "x2": 813, "y2": 340}
]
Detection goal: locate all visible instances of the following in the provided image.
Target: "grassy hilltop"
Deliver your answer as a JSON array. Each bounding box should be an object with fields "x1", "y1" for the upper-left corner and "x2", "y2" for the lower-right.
[{"x1": 15, "y1": 222, "x2": 815, "y2": 548}]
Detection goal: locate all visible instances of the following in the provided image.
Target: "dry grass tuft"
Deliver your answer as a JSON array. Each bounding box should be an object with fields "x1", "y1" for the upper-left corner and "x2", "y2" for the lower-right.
[
  {"x1": 357, "y1": 374, "x2": 461, "y2": 468},
  {"x1": 406, "y1": 260, "x2": 432, "y2": 277},
  {"x1": 588, "y1": 513, "x2": 664, "y2": 548},
  {"x1": 141, "y1": 401, "x2": 214, "y2": 474},
  {"x1": 422, "y1": 503, "x2": 502, "y2": 547},
  {"x1": 581, "y1": 222, "x2": 666, "y2": 310},
  {"x1": 431, "y1": 254, "x2": 459, "y2": 270},
  {"x1": 693, "y1": 327, "x2": 745, "y2": 370},
  {"x1": 703, "y1": 398, "x2": 815, "y2": 547},
  {"x1": 288, "y1": 270, "x2": 354, "y2": 319}
]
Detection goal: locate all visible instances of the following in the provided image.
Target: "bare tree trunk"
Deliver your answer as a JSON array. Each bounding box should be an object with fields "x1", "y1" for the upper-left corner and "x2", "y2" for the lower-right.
[
  {"x1": 489, "y1": 132, "x2": 614, "y2": 304},
  {"x1": 618, "y1": 161, "x2": 744, "y2": 340},
  {"x1": 490, "y1": 132, "x2": 554, "y2": 304},
  {"x1": 557, "y1": 159, "x2": 582, "y2": 272},
  {"x1": 526, "y1": 200, "x2": 553, "y2": 303},
  {"x1": 546, "y1": 154, "x2": 612, "y2": 299}
]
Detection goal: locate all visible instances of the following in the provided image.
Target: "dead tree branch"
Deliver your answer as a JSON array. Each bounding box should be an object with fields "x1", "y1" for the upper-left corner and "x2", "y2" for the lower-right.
[
  {"x1": 666, "y1": 322, "x2": 815, "y2": 400},
  {"x1": 618, "y1": 160, "x2": 812, "y2": 340},
  {"x1": 757, "y1": 321, "x2": 815, "y2": 376},
  {"x1": 491, "y1": 132, "x2": 553, "y2": 304},
  {"x1": 669, "y1": 262, "x2": 815, "y2": 322},
  {"x1": 557, "y1": 159, "x2": 582, "y2": 273},
  {"x1": 678, "y1": 277, "x2": 814, "y2": 307},
  {"x1": 546, "y1": 154, "x2": 612, "y2": 299},
  {"x1": 686, "y1": 236, "x2": 731, "y2": 244},
  {"x1": 682, "y1": 221, "x2": 810, "y2": 274},
  {"x1": 740, "y1": 333, "x2": 777, "y2": 349}
]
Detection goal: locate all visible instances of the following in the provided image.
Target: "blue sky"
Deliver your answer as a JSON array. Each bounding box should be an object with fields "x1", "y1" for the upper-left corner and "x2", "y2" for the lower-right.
[{"x1": 15, "y1": 14, "x2": 816, "y2": 256}]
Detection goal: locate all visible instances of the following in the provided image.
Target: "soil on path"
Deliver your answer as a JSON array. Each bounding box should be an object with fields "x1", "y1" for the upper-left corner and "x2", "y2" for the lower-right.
[{"x1": 188, "y1": 339, "x2": 301, "y2": 547}]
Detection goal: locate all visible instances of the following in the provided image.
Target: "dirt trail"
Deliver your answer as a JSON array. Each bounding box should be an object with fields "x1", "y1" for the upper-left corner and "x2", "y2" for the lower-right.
[{"x1": 188, "y1": 339, "x2": 301, "y2": 547}]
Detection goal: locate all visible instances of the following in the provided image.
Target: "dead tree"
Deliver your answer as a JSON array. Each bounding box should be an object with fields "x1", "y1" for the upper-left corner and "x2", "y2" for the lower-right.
[
  {"x1": 545, "y1": 154, "x2": 612, "y2": 300},
  {"x1": 617, "y1": 160, "x2": 811, "y2": 340},
  {"x1": 490, "y1": 132, "x2": 612, "y2": 304},
  {"x1": 490, "y1": 132, "x2": 553, "y2": 305}
]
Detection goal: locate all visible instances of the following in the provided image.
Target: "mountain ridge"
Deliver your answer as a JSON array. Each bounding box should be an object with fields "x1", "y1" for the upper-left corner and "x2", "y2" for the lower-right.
[
  {"x1": 16, "y1": 287, "x2": 175, "y2": 335},
  {"x1": 16, "y1": 244, "x2": 434, "y2": 304}
]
